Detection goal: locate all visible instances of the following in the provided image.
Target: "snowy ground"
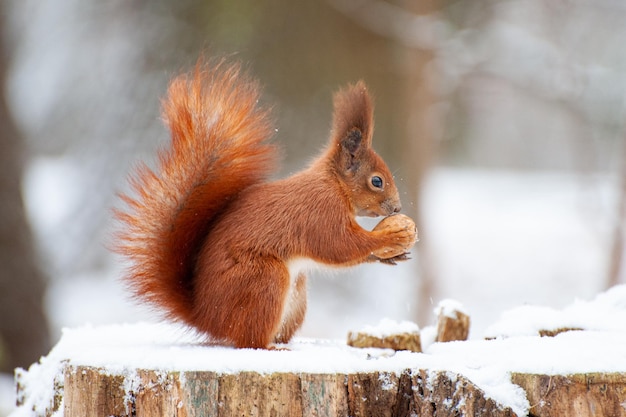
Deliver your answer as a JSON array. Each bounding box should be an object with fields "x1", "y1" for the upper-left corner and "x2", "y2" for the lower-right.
[{"x1": 1, "y1": 168, "x2": 620, "y2": 415}]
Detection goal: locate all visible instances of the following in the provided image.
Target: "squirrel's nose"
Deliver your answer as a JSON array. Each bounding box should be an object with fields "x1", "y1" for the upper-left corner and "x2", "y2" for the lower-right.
[
  {"x1": 383, "y1": 197, "x2": 401, "y2": 216},
  {"x1": 389, "y1": 199, "x2": 401, "y2": 214}
]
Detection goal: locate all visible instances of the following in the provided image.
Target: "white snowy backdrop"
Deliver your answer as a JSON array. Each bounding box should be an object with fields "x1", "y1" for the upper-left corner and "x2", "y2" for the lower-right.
[{"x1": 2, "y1": 0, "x2": 626, "y2": 415}]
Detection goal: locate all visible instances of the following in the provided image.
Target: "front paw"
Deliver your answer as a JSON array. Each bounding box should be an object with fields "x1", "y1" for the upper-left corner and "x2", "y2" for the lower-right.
[{"x1": 371, "y1": 214, "x2": 418, "y2": 260}]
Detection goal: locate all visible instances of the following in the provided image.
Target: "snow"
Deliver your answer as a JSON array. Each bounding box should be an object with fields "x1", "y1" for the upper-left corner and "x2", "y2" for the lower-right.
[
  {"x1": 355, "y1": 318, "x2": 420, "y2": 338},
  {"x1": 11, "y1": 284, "x2": 626, "y2": 417},
  {"x1": 0, "y1": 376, "x2": 14, "y2": 417},
  {"x1": 435, "y1": 299, "x2": 468, "y2": 319},
  {"x1": 420, "y1": 168, "x2": 614, "y2": 338},
  {"x1": 419, "y1": 325, "x2": 438, "y2": 350},
  {"x1": 485, "y1": 284, "x2": 626, "y2": 338}
]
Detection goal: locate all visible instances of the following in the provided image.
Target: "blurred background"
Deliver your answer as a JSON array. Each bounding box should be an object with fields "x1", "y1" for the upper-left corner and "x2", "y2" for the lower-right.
[{"x1": 1, "y1": 0, "x2": 625, "y2": 412}]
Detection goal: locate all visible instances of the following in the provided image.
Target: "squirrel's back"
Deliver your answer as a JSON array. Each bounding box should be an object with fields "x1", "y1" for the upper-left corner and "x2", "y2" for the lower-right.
[{"x1": 114, "y1": 59, "x2": 279, "y2": 324}]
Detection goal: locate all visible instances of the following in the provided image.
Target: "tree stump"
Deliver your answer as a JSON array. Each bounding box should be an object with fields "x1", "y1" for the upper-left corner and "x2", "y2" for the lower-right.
[
  {"x1": 347, "y1": 319, "x2": 422, "y2": 352},
  {"x1": 511, "y1": 372, "x2": 626, "y2": 417},
  {"x1": 435, "y1": 300, "x2": 470, "y2": 343},
  {"x1": 347, "y1": 331, "x2": 422, "y2": 353},
  {"x1": 15, "y1": 316, "x2": 626, "y2": 417},
  {"x1": 63, "y1": 367, "x2": 127, "y2": 417},
  {"x1": 55, "y1": 365, "x2": 518, "y2": 417}
]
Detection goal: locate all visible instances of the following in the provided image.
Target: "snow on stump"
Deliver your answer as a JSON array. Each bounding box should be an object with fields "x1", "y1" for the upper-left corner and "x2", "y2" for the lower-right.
[
  {"x1": 347, "y1": 319, "x2": 422, "y2": 352},
  {"x1": 13, "y1": 323, "x2": 521, "y2": 417},
  {"x1": 435, "y1": 299, "x2": 470, "y2": 343}
]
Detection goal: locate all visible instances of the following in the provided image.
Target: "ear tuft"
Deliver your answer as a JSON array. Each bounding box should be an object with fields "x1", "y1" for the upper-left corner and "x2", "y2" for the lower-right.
[{"x1": 331, "y1": 81, "x2": 374, "y2": 149}]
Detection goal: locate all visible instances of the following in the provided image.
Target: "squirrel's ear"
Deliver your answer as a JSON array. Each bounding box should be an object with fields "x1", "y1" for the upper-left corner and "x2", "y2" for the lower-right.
[{"x1": 330, "y1": 81, "x2": 374, "y2": 172}]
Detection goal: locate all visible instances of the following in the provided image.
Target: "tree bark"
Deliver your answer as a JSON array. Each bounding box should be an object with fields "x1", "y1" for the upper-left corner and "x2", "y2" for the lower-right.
[
  {"x1": 436, "y1": 308, "x2": 471, "y2": 342},
  {"x1": 347, "y1": 329, "x2": 422, "y2": 352},
  {"x1": 512, "y1": 372, "x2": 626, "y2": 417},
  {"x1": 26, "y1": 363, "x2": 626, "y2": 417},
  {"x1": 52, "y1": 365, "x2": 519, "y2": 417}
]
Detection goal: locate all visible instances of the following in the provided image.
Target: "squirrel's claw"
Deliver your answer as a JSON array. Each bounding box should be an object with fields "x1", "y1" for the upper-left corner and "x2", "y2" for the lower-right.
[
  {"x1": 368, "y1": 252, "x2": 411, "y2": 265},
  {"x1": 381, "y1": 253, "x2": 411, "y2": 265}
]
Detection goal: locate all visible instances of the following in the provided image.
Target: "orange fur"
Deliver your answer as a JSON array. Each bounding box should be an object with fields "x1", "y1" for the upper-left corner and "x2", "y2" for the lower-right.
[{"x1": 114, "y1": 58, "x2": 417, "y2": 349}]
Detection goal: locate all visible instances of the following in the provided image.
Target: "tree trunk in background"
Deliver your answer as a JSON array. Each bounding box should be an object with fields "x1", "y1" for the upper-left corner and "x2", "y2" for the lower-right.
[
  {"x1": 405, "y1": 51, "x2": 438, "y2": 325},
  {"x1": 607, "y1": 136, "x2": 626, "y2": 288},
  {"x1": 0, "y1": 6, "x2": 51, "y2": 371},
  {"x1": 325, "y1": 0, "x2": 440, "y2": 326},
  {"x1": 400, "y1": 0, "x2": 439, "y2": 324}
]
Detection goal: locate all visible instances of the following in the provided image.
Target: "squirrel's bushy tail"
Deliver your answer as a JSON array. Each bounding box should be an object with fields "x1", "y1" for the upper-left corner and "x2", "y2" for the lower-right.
[{"x1": 114, "y1": 59, "x2": 278, "y2": 324}]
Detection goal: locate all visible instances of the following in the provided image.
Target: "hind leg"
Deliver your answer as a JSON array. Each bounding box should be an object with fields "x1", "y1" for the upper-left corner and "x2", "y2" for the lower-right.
[
  {"x1": 274, "y1": 273, "x2": 307, "y2": 344},
  {"x1": 194, "y1": 255, "x2": 291, "y2": 349}
]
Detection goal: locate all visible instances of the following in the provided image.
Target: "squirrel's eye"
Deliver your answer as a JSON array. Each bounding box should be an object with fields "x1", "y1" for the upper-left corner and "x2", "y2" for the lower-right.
[{"x1": 371, "y1": 176, "x2": 383, "y2": 189}]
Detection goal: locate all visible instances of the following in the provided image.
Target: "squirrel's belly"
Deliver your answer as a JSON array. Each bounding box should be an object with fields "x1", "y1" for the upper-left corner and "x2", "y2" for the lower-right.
[
  {"x1": 275, "y1": 258, "x2": 326, "y2": 338},
  {"x1": 276, "y1": 257, "x2": 347, "y2": 342},
  {"x1": 286, "y1": 257, "x2": 323, "y2": 281}
]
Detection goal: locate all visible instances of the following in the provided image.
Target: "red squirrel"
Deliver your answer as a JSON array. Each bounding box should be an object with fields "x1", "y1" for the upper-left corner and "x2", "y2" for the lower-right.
[{"x1": 115, "y1": 58, "x2": 417, "y2": 349}]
